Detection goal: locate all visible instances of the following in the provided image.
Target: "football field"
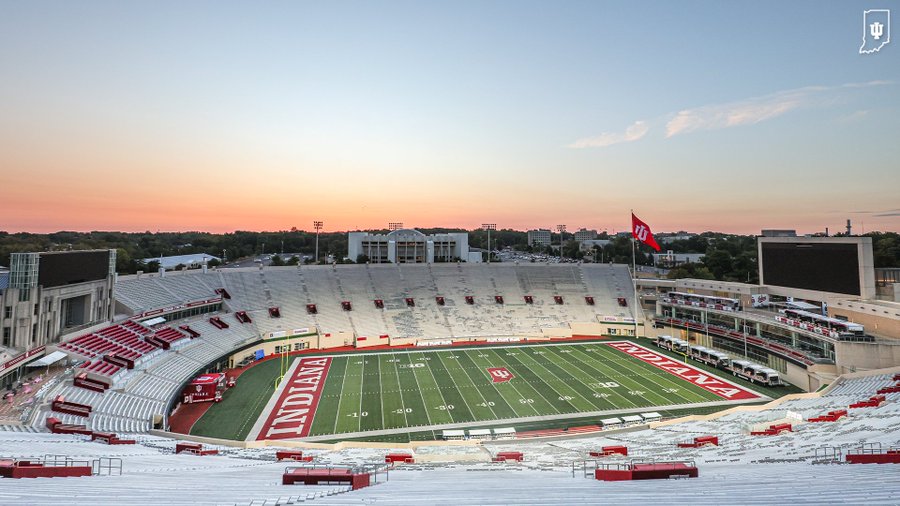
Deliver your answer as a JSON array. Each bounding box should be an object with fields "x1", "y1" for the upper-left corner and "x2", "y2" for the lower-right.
[{"x1": 238, "y1": 341, "x2": 764, "y2": 441}]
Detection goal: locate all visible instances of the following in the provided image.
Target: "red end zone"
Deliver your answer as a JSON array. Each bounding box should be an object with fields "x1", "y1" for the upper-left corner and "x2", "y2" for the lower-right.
[
  {"x1": 255, "y1": 357, "x2": 332, "y2": 440},
  {"x1": 605, "y1": 341, "x2": 761, "y2": 401}
]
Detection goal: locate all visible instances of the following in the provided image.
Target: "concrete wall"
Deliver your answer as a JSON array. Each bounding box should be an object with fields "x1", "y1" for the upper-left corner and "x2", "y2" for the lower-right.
[
  {"x1": 835, "y1": 340, "x2": 900, "y2": 372},
  {"x1": 320, "y1": 331, "x2": 352, "y2": 349},
  {"x1": 227, "y1": 336, "x2": 319, "y2": 366}
]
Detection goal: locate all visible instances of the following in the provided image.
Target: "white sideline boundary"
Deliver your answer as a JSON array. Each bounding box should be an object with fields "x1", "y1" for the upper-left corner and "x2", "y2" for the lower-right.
[{"x1": 245, "y1": 358, "x2": 302, "y2": 441}]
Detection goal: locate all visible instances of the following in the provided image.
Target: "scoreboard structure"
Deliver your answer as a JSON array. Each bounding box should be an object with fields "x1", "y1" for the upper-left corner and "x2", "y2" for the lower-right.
[{"x1": 758, "y1": 237, "x2": 876, "y2": 299}]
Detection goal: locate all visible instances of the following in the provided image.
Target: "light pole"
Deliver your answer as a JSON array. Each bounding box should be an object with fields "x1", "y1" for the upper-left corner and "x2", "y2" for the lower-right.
[
  {"x1": 388, "y1": 223, "x2": 403, "y2": 263},
  {"x1": 482, "y1": 223, "x2": 496, "y2": 263},
  {"x1": 313, "y1": 220, "x2": 323, "y2": 264},
  {"x1": 556, "y1": 224, "x2": 567, "y2": 258}
]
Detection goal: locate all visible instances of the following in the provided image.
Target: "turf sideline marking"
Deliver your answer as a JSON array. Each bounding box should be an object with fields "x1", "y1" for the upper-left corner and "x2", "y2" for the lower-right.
[
  {"x1": 251, "y1": 356, "x2": 332, "y2": 440},
  {"x1": 605, "y1": 341, "x2": 761, "y2": 401}
]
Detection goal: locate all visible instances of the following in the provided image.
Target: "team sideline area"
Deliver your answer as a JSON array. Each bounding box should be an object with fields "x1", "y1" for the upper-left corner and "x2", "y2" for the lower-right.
[{"x1": 1, "y1": 370, "x2": 898, "y2": 505}]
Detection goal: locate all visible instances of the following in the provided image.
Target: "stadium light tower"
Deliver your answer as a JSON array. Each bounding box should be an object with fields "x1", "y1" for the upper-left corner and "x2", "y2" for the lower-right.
[
  {"x1": 556, "y1": 224, "x2": 567, "y2": 256},
  {"x1": 388, "y1": 222, "x2": 403, "y2": 231},
  {"x1": 313, "y1": 220, "x2": 323, "y2": 264},
  {"x1": 482, "y1": 223, "x2": 496, "y2": 263}
]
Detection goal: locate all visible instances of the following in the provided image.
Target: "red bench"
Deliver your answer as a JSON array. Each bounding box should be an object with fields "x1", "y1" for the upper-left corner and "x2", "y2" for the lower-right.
[
  {"x1": 175, "y1": 442, "x2": 218, "y2": 456},
  {"x1": 677, "y1": 436, "x2": 719, "y2": 448},
  {"x1": 91, "y1": 432, "x2": 136, "y2": 445},
  {"x1": 283, "y1": 467, "x2": 371, "y2": 490},
  {"x1": 877, "y1": 385, "x2": 900, "y2": 394},
  {"x1": 847, "y1": 448, "x2": 900, "y2": 464},
  {"x1": 209, "y1": 317, "x2": 229, "y2": 329},
  {"x1": 73, "y1": 373, "x2": 109, "y2": 392},
  {"x1": 808, "y1": 409, "x2": 848, "y2": 423},
  {"x1": 590, "y1": 445, "x2": 628, "y2": 457},
  {"x1": 492, "y1": 451, "x2": 524, "y2": 462},
  {"x1": 276, "y1": 450, "x2": 314, "y2": 462},
  {"x1": 179, "y1": 324, "x2": 201, "y2": 338},
  {"x1": 51, "y1": 396, "x2": 92, "y2": 417},
  {"x1": 751, "y1": 423, "x2": 792, "y2": 436},
  {"x1": 850, "y1": 395, "x2": 886, "y2": 409},
  {"x1": 595, "y1": 461, "x2": 698, "y2": 481},
  {"x1": 0, "y1": 459, "x2": 92, "y2": 479},
  {"x1": 384, "y1": 453, "x2": 414, "y2": 464},
  {"x1": 46, "y1": 417, "x2": 93, "y2": 436}
]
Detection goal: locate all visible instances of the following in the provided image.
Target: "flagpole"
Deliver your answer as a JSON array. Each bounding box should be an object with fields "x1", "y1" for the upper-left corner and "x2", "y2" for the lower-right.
[{"x1": 631, "y1": 210, "x2": 639, "y2": 339}]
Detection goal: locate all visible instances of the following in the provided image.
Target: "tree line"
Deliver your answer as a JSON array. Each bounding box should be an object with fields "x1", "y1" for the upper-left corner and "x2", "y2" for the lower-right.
[{"x1": 0, "y1": 229, "x2": 896, "y2": 281}]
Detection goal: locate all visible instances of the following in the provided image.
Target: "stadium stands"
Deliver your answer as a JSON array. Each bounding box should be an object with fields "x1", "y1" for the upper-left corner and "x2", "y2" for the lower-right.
[
  {"x1": 4, "y1": 263, "x2": 893, "y2": 504},
  {"x1": 1, "y1": 387, "x2": 900, "y2": 506},
  {"x1": 114, "y1": 263, "x2": 640, "y2": 342}
]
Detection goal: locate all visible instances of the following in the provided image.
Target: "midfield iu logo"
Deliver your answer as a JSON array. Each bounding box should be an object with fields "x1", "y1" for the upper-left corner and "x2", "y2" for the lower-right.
[{"x1": 487, "y1": 367, "x2": 514, "y2": 383}]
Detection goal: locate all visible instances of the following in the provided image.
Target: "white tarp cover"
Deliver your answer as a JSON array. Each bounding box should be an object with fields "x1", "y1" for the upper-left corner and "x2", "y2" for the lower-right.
[{"x1": 27, "y1": 350, "x2": 67, "y2": 367}]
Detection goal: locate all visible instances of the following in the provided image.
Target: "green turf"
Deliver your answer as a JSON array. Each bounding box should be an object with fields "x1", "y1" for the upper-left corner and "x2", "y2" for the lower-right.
[
  {"x1": 316, "y1": 402, "x2": 768, "y2": 444},
  {"x1": 191, "y1": 341, "x2": 777, "y2": 441},
  {"x1": 189, "y1": 359, "x2": 280, "y2": 440}
]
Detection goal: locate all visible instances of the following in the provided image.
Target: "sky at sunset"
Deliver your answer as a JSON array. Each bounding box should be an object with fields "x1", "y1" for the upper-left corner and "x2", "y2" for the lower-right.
[{"x1": 1, "y1": 1, "x2": 898, "y2": 235}]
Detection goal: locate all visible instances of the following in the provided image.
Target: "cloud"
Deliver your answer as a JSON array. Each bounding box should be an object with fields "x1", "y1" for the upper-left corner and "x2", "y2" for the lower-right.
[
  {"x1": 874, "y1": 211, "x2": 900, "y2": 217},
  {"x1": 665, "y1": 81, "x2": 889, "y2": 138},
  {"x1": 569, "y1": 81, "x2": 890, "y2": 148},
  {"x1": 568, "y1": 120, "x2": 649, "y2": 149},
  {"x1": 666, "y1": 88, "x2": 813, "y2": 138}
]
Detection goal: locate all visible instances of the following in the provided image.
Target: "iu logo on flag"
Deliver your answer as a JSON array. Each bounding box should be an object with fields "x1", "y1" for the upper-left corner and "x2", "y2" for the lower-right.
[{"x1": 487, "y1": 367, "x2": 514, "y2": 383}]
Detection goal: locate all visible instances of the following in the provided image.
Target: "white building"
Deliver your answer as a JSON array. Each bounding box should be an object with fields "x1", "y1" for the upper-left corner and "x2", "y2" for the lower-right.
[
  {"x1": 527, "y1": 229, "x2": 552, "y2": 247},
  {"x1": 659, "y1": 234, "x2": 696, "y2": 244},
  {"x1": 573, "y1": 228, "x2": 597, "y2": 242},
  {"x1": 348, "y1": 229, "x2": 477, "y2": 264},
  {"x1": 579, "y1": 239, "x2": 611, "y2": 252},
  {"x1": 653, "y1": 251, "x2": 705, "y2": 267}
]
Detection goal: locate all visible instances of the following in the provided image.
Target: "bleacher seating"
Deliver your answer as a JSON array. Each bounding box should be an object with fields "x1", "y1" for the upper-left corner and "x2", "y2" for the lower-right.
[
  {"x1": 1, "y1": 366, "x2": 899, "y2": 505},
  {"x1": 58, "y1": 321, "x2": 157, "y2": 360}
]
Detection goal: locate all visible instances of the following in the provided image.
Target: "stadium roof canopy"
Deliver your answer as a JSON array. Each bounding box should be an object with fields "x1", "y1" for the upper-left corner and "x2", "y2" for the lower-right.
[{"x1": 142, "y1": 253, "x2": 221, "y2": 270}]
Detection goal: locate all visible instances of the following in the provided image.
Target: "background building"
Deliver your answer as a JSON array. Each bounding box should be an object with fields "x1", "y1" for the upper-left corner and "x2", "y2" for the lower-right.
[
  {"x1": 348, "y1": 229, "x2": 476, "y2": 264},
  {"x1": 761, "y1": 229, "x2": 798, "y2": 237},
  {"x1": 573, "y1": 228, "x2": 598, "y2": 242},
  {"x1": 653, "y1": 252, "x2": 705, "y2": 268},
  {"x1": 142, "y1": 253, "x2": 221, "y2": 271},
  {"x1": 527, "y1": 229, "x2": 551, "y2": 247}
]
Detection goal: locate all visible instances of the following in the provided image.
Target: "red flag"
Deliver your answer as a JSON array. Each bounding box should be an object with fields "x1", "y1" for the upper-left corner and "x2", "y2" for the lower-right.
[{"x1": 631, "y1": 213, "x2": 661, "y2": 251}]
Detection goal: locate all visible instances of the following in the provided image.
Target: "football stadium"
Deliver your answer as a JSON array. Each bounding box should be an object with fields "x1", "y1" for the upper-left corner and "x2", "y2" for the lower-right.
[
  {"x1": 2, "y1": 239, "x2": 900, "y2": 504},
  {"x1": 2, "y1": 2, "x2": 900, "y2": 505}
]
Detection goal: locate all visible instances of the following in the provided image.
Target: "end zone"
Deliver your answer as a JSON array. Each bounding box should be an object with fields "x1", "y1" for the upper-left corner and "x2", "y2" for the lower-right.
[
  {"x1": 605, "y1": 341, "x2": 767, "y2": 401},
  {"x1": 247, "y1": 356, "x2": 332, "y2": 441}
]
